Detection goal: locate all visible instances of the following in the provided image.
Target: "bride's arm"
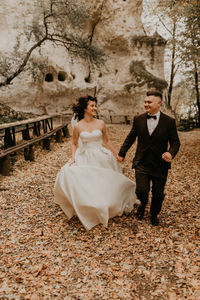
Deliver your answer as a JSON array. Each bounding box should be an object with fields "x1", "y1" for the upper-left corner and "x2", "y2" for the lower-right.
[
  {"x1": 102, "y1": 122, "x2": 118, "y2": 158},
  {"x1": 70, "y1": 125, "x2": 79, "y2": 165}
]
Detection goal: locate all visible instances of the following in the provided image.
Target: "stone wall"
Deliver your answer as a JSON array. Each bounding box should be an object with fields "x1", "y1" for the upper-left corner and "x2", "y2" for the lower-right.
[{"x1": 0, "y1": 0, "x2": 168, "y2": 117}]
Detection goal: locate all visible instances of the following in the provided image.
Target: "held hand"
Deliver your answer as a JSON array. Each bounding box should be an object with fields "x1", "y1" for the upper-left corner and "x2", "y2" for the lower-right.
[
  {"x1": 69, "y1": 158, "x2": 75, "y2": 166},
  {"x1": 162, "y1": 152, "x2": 172, "y2": 162},
  {"x1": 117, "y1": 155, "x2": 125, "y2": 163}
]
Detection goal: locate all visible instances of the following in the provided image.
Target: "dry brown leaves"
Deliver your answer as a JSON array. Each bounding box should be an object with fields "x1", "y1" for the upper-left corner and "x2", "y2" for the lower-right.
[{"x1": 0, "y1": 125, "x2": 200, "y2": 299}]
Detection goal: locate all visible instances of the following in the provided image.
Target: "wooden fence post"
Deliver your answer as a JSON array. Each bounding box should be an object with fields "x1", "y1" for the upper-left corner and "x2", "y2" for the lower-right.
[
  {"x1": 33, "y1": 122, "x2": 40, "y2": 136},
  {"x1": 24, "y1": 145, "x2": 34, "y2": 161},
  {"x1": 56, "y1": 130, "x2": 62, "y2": 142},
  {"x1": 124, "y1": 116, "x2": 130, "y2": 125},
  {"x1": 4, "y1": 128, "x2": 15, "y2": 149},
  {"x1": 43, "y1": 138, "x2": 51, "y2": 150},
  {"x1": 22, "y1": 127, "x2": 34, "y2": 161},
  {"x1": 0, "y1": 155, "x2": 11, "y2": 176},
  {"x1": 62, "y1": 125, "x2": 70, "y2": 138}
]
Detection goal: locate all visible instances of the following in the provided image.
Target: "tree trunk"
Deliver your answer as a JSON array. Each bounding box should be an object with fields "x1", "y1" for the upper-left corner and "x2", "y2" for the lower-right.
[
  {"x1": 168, "y1": 22, "x2": 177, "y2": 108},
  {"x1": 194, "y1": 65, "x2": 200, "y2": 127},
  {"x1": 0, "y1": 37, "x2": 47, "y2": 87}
]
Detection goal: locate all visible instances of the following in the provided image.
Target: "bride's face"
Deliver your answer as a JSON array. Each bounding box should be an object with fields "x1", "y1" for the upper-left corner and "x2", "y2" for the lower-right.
[{"x1": 85, "y1": 100, "x2": 97, "y2": 117}]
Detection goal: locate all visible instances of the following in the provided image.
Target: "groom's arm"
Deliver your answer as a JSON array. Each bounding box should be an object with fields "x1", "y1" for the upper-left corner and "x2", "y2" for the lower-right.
[
  {"x1": 162, "y1": 118, "x2": 180, "y2": 163},
  {"x1": 118, "y1": 117, "x2": 137, "y2": 158},
  {"x1": 167, "y1": 118, "x2": 181, "y2": 158}
]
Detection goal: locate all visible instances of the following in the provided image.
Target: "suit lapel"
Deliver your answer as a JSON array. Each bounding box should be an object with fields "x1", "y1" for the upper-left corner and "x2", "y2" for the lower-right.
[{"x1": 142, "y1": 113, "x2": 151, "y2": 139}]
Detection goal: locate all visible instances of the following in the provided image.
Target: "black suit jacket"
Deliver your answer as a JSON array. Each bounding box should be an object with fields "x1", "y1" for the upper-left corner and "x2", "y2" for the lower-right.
[{"x1": 119, "y1": 112, "x2": 180, "y2": 170}]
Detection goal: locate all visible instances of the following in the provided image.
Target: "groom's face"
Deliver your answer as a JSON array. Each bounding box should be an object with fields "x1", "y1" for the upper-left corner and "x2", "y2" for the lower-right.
[{"x1": 144, "y1": 95, "x2": 161, "y2": 115}]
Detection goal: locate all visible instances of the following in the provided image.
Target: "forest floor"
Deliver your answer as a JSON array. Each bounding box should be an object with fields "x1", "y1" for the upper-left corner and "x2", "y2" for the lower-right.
[{"x1": 0, "y1": 125, "x2": 200, "y2": 300}]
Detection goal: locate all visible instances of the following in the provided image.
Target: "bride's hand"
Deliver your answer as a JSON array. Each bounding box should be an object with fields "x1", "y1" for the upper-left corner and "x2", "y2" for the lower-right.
[
  {"x1": 69, "y1": 158, "x2": 75, "y2": 166},
  {"x1": 117, "y1": 155, "x2": 125, "y2": 163}
]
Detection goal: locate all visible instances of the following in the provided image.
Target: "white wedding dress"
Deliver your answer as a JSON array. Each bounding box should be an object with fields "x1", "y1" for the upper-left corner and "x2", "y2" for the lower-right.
[{"x1": 54, "y1": 129, "x2": 139, "y2": 230}]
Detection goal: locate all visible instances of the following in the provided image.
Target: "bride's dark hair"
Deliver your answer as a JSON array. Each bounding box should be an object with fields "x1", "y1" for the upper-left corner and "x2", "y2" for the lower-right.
[{"x1": 72, "y1": 96, "x2": 97, "y2": 121}]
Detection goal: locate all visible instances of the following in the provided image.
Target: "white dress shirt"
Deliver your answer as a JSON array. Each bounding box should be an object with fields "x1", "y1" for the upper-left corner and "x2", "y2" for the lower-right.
[{"x1": 147, "y1": 111, "x2": 160, "y2": 135}]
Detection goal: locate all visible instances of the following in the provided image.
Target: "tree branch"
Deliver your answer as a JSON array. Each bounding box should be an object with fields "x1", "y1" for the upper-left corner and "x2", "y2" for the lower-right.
[
  {"x1": 0, "y1": 37, "x2": 47, "y2": 87},
  {"x1": 157, "y1": 15, "x2": 173, "y2": 36},
  {"x1": 0, "y1": 0, "x2": 105, "y2": 87}
]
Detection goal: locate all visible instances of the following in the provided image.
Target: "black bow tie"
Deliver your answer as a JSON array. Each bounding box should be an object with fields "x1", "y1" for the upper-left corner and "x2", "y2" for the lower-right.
[{"x1": 147, "y1": 114, "x2": 157, "y2": 120}]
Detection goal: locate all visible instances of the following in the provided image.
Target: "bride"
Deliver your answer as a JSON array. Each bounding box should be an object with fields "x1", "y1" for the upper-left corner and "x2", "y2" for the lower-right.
[{"x1": 54, "y1": 95, "x2": 139, "y2": 230}]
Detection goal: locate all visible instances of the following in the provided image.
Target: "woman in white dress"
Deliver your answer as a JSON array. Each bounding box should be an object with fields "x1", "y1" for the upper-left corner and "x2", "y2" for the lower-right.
[{"x1": 54, "y1": 96, "x2": 139, "y2": 230}]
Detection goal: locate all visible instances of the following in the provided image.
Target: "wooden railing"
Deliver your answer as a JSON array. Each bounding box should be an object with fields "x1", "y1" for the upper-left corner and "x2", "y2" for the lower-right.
[
  {"x1": 0, "y1": 113, "x2": 133, "y2": 176},
  {"x1": 99, "y1": 114, "x2": 132, "y2": 125},
  {"x1": 0, "y1": 114, "x2": 71, "y2": 176}
]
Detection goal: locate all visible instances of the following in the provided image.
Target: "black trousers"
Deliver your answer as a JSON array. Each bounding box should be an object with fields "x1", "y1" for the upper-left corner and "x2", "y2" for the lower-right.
[{"x1": 135, "y1": 165, "x2": 168, "y2": 216}]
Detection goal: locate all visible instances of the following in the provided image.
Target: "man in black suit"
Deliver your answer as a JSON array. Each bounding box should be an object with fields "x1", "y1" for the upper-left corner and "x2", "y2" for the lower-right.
[{"x1": 118, "y1": 90, "x2": 180, "y2": 226}]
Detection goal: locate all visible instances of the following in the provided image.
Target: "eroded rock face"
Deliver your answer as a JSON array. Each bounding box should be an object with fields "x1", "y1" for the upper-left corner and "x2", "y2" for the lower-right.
[{"x1": 0, "y1": 0, "x2": 167, "y2": 117}]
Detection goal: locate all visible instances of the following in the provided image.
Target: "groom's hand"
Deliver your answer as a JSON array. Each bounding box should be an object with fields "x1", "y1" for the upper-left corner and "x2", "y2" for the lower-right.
[
  {"x1": 117, "y1": 155, "x2": 125, "y2": 162},
  {"x1": 162, "y1": 152, "x2": 172, "y2": 162}
]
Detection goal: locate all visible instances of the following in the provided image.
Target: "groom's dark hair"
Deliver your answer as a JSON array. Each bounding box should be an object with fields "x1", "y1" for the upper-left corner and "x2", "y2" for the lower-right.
[{"x1": 146, "y1": 89, "x2": 163, "y2": 100}]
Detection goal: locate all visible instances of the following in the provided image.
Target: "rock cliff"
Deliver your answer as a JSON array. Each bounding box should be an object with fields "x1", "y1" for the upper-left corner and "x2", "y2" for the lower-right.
[{"x1": 0, "y1": 0, "x2": 167, "y2": 118}]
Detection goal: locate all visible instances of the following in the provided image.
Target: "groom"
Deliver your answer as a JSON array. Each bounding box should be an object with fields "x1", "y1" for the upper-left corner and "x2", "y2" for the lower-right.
[{"x1": 118, "y1": 89, "x2": 180, "y2": 226}]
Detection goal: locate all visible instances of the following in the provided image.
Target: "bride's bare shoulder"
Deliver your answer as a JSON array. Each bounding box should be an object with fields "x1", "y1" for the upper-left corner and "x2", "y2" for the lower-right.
[
  {"x1": 74, "y1": 121, "x2": 82, "y2": 132},
  {"x1": 96, "y1": 119, "x2": 104, "y2": 126}
]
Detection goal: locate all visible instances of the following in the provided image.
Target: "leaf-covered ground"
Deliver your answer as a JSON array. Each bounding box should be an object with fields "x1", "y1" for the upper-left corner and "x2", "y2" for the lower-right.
[{"x1": 0, "y1": 125, "x2": 200, "y2": 300}]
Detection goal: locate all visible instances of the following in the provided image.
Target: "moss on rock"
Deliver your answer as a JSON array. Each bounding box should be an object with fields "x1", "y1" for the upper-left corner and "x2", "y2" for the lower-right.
[
  {"x1": 0, "y1": 103, "x2": 36, "y2": 124},
  {"x1": 126, "y1": 60, "x2": 168, "y2": 92},
  {"x1": 131, "y1": 33, "x2": 167, "y2": 48}
]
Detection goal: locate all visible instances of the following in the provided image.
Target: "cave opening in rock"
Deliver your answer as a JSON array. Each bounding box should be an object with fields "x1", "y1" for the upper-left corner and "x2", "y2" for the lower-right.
[
  {"x1": 45, "y1": 73, "x2": 54, "y2": 82},
  {"x1": 84, "y1": 76, "x2": 90, "y2": 83},
  {"x1": 58, "y1": 71, "x2": 66, "y2": 81}
]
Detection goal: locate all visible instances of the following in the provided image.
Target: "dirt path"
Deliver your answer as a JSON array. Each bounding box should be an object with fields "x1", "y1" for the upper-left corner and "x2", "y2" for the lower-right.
[{"x1": 0, "y1": 125, "x2": 199, "y2": 299}]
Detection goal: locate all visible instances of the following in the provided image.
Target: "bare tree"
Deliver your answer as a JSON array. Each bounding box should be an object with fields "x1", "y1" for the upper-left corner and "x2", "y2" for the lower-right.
[
  {"x1": 152, "y1": 0, "x2": 199, "y2": 126},
  {"x1": 178, "y1": 0, "x2": 200, "y2": 126},
  {"x1": 152, "y1": 0, "x2": 183, "y2": 107},
  {"x1": 0, "y1": 0, "x2": 105, "y2": 88}
]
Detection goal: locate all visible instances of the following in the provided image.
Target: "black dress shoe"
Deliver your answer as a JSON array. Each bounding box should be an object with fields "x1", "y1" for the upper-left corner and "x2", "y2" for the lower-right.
[
  {"x1": 136, "y1": 205, "x2": 145, "y2": 220},
  {"x1": 151, "y1": 215, "x2": 159, "y2": 226}
]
